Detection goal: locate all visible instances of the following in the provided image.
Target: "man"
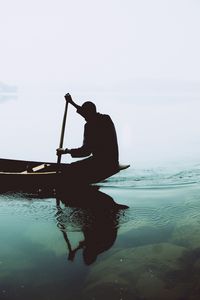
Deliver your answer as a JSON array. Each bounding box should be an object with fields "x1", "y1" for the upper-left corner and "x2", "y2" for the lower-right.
[{"x1": 57, "y1": 94, "x2": 119, "y2": 183}]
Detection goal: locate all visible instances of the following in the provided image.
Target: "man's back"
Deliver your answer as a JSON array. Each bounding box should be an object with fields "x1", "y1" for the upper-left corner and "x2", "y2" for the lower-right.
[
  {"x1": 70, "y1": 113, "x2": 119, "y2": 167},
  {"x1": 86, "y1": 113, "x2": 119, "y2": 164}
]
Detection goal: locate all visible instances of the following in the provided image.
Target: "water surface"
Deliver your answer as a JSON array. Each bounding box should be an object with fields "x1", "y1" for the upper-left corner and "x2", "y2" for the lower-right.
[{"x1": 1, "y1": 168, "x2": 200, "y2": 299}]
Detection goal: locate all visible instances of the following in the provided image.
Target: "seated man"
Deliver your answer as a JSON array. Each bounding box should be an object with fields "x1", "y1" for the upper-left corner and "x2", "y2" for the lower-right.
[{"x1": 57, "y1": 94, "x2": 119, "y2": 183}]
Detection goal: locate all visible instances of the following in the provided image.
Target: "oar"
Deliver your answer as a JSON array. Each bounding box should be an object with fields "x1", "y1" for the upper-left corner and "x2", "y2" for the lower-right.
[
  {"x1": 56, "y1": 93, "x2": 70, "y2": 205},
  {"x1": 57, "y1": 94, "x2": 70, "y2": 164}
]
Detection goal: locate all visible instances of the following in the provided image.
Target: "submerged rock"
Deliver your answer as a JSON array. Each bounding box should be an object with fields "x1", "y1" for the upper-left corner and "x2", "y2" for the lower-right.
[
  {"x1": 171, "y1": 221, "x2": 200, "y2": 249},
  {"x1": 82, "y1": 242, "x2": 187, "y2": 300}
]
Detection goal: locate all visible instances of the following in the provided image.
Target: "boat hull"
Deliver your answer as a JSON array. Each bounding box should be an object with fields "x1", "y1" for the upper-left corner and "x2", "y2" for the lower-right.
[
  {"x1": 0, "y1": 158, "x2": 130, "y2": 193},
  {"x1": 0, "y1": 158, "x2": 66, "y2": 192}
]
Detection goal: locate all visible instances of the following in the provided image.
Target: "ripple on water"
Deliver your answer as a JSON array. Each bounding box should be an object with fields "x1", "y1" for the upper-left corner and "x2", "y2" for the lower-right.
[
  {"x1": 0, "y1": 193, "x2": 57, "y2": 222},
  {"x1": 101, "y1": 166, "x2": 200, "y2": 189}
]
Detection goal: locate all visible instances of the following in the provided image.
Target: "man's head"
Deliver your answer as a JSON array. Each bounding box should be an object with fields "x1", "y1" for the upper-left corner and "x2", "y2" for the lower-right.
[{"x1": 77, "y1": 101, "x2": 97, "y2": 121}]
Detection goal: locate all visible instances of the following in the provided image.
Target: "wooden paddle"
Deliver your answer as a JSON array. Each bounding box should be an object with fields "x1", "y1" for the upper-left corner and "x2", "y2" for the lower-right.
[
  {"x1": 57, "y1": 93, "x2": 70, "y2": 164},
  {"x1": 56, "y1": 93, "x2": 71, "y2": 205}
]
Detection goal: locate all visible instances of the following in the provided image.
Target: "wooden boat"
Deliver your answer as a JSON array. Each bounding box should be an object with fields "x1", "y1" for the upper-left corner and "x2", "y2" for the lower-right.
[{"x1": 0, "y1": 157, "x2": 130, "y2": 193}]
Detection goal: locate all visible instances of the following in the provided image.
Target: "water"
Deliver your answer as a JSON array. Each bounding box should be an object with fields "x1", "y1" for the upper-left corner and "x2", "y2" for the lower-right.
[{"x1": 1, "y1": 167, "x2": 200, "y2": 299}]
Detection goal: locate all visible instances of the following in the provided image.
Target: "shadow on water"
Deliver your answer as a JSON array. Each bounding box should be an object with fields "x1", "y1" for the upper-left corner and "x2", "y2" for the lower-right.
[
  {"x1": 0, "y1": 186, "x2": 129, "y2": 300},
  {"x1": 56, "y1": 185, "x2": 129, "y2": 265}
]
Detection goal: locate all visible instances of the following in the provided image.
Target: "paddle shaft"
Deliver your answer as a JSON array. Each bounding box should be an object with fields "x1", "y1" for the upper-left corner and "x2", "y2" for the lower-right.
[{"x1": 57, "y1": 99, "x2": 69, "y2": 164}]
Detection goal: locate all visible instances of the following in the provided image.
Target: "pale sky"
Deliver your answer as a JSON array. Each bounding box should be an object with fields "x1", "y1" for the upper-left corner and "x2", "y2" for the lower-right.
[
  {"x1": 1, "y1": 0, "x2": 200, "y2": 86},
  {"x1": 0, "y1": 0, "x2": 200, "y2": 167}
]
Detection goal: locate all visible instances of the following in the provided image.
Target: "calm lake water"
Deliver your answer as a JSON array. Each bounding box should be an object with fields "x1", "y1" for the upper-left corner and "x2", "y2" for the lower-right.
[{"x1": 1, "y1": 167, "x2": 200, "y2": 299}]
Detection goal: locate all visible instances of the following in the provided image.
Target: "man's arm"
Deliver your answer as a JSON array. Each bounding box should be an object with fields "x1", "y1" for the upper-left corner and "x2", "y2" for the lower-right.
[
  {"x1": 65, "y1": 93, "x2": 80, "y2": 110},
  {"x1": 56, "y1": 147, "x2": 91, "y2": 157},
  {"x1": 69, "y1": 123, "x2": 92, "y2": 157},
  {"x1": 56, "y1": 124, "x2": 92, "y2": 158}
]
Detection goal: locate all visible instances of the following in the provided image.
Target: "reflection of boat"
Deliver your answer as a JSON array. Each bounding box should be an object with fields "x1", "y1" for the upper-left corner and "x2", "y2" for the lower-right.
[
  {"x1": 58, "y1": 185, "x2": 129, "y2": 210},
  {"x1": 0, "y1": 157, "x2": 130, "y2": 192},
  {"x1": 56, "y1": 186, "x2": 129, "y2": 265}
]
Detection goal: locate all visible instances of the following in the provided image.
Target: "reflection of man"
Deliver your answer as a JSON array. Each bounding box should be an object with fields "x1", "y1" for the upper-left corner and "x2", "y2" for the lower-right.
[
  {"x1": 57, "y1": 94, "x2": 119, "y2": 183},
  {"x1": 58, "y1": 186, "x2": 128, "y2": 265},
  {"x1": 69, "y1": 217, "x2": 118, "y2": 265}
]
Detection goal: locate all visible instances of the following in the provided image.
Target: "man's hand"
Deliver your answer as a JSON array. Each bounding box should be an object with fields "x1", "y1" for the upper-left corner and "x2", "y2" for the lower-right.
[
  {"x1": 64, "y1": 93, "x2": 80, "y2": 110},
  {"x1": 56, "y1": 148, "x2": 71, "y2": 155},
  {"x1": 64, "y1": 93, "x2": 73, "y2": 104}
]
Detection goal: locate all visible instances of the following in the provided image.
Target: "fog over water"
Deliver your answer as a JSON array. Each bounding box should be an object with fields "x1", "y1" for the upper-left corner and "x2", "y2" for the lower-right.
[
  {"x1": 0, "y1": 86, "x2": 199, "y2": 170},
  {"x1": 1, "y1": 0, "x2": 200, "y2": 169}
]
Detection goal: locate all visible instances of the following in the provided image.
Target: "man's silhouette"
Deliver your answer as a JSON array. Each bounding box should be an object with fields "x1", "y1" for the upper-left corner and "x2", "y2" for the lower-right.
[{"x1": 57, "y1": 94, "x2": 119, "y2": 183}]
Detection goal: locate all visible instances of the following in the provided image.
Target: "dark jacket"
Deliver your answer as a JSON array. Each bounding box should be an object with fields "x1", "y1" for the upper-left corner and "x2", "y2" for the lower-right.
[{"x1": 70, "y1": 113, "x2": 119, "y2": 166}]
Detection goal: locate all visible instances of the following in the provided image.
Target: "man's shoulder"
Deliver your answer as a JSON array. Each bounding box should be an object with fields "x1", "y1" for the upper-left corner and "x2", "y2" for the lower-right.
[{"x1": 97, "y1": 113, "x2": 111, "y2": 122}]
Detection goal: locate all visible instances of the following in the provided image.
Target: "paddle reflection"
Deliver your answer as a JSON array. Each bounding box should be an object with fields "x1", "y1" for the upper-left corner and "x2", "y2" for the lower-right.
[{"x1": 56, "y1": 186, "x2": 128, "y2": 265}]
